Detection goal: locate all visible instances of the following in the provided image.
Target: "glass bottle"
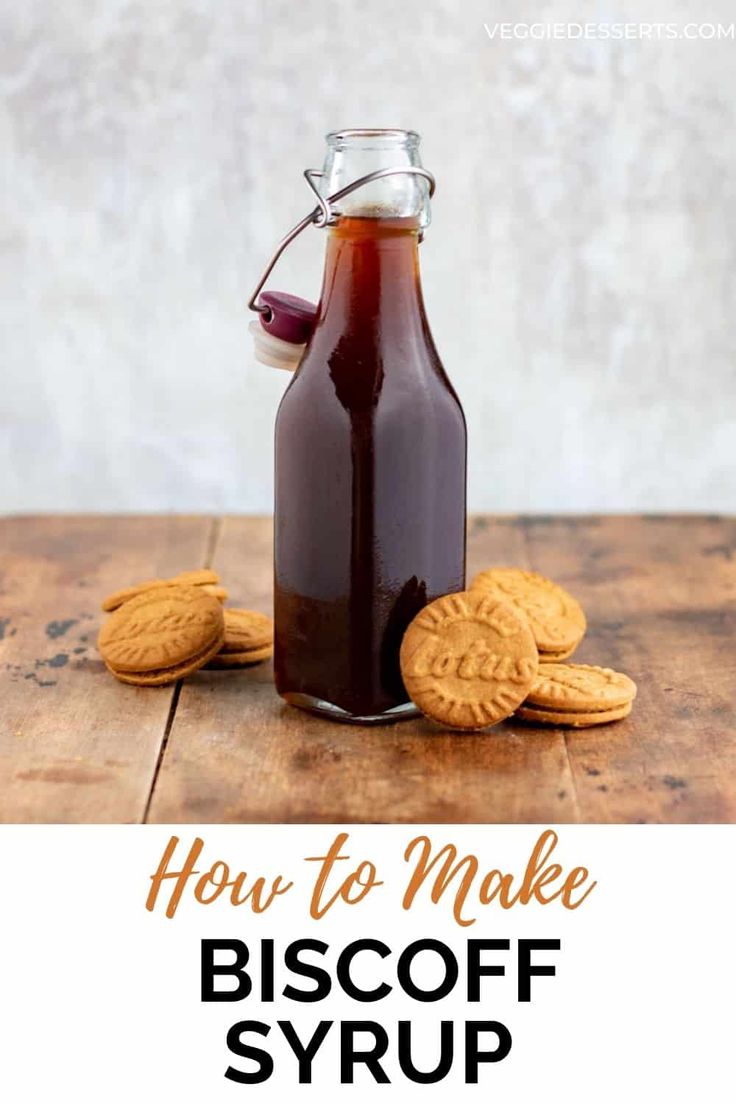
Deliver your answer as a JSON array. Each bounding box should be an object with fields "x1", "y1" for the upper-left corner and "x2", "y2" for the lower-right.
[{"x1": 274, "y1": 129, "x2": 466, "y2": 723}]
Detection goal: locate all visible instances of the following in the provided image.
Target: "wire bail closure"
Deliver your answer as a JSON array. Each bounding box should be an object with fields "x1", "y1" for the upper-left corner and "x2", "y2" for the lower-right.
[{"x1": 247, "y1": 165, "x2": 436, "y2": 316}]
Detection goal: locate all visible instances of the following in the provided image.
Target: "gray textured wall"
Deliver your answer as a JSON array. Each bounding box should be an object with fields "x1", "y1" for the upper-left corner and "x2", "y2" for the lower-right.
[{"x1": 2, "y1": 0, "x2": 735, "y2": 513}]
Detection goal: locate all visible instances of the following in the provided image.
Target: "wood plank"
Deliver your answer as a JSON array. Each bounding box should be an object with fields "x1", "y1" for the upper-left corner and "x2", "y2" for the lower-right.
[
  {"x1": 3, "y1": 515, "x2": 732, "y2": 824},
  {"x1": 519, "y1": 516, "x2": 736, "y2": 822},
  {"x1": 0, "y1": 516, "x2": 214, "y2": 823},
  {"x1": 148, "y1": 516, "x2": 581, "y2": 823}
]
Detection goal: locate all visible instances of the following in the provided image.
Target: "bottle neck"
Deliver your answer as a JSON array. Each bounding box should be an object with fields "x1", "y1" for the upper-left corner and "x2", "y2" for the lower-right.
[{"x1": 316, "y1": 216, "x2": 428, "y2": 335}]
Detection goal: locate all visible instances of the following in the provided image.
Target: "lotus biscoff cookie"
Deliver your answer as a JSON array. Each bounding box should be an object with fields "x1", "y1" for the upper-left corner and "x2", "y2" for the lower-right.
[
  {"x1": 470, "y1": 568, "x2": 586, "y2": 658},
  {"x1": 219, "y1": 609, "x2": 274, "y2": 653},
  {"x1": 525, "y1": 663, "x2": 637, "y2": 711},
  {"x1": 204, "y1": 609, "x2": 274, "y2": 668},
  {"x1": 98, "y1": 584, "x2": 224, "y2": 686},
  {"x1": 101, "y1": 569, "x2": 223, "y2": 612},
  {"x1": 400, "y1": 590, "x2": 539, "y2": 730},
  {"x1": 516, "y1": 663, "x2": 637, "y2": 728}
]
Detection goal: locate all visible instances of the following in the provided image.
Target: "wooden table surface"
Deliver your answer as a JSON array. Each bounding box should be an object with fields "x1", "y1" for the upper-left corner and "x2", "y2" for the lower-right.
[{"x1": 1, "y1": 515, "x2": 734, "y2": 824}]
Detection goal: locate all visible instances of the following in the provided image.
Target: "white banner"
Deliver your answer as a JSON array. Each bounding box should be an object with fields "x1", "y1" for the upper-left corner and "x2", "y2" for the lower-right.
[{"x1": 1, "y1": 825, "x2": 733, "y2": 1101}]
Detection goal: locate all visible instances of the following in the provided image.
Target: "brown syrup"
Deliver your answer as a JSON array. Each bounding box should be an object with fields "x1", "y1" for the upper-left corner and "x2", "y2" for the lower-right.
[{"x1": 274, "y1": 215, "x2": 466, "y2": 720}]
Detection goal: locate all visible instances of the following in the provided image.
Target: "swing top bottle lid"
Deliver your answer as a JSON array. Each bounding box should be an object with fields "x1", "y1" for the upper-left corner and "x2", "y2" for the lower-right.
[
  {"x1": 259, "y1": 290, "x2": 317, "y2": 345},
  {"x1": 249, "y1": 128, "x2": 433, "y2": 371}
]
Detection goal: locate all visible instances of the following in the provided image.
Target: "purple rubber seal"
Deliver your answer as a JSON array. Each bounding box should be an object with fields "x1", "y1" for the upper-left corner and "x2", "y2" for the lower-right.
[{"x1": 259, "y1": 291, "x2": 317, "y2": 345}]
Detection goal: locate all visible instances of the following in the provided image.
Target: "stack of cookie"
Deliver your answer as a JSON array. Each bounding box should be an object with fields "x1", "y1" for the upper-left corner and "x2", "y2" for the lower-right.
[
  {"x1": 399, "y1": 567, "x2": 636, "y2": 732},
  {"x1": 517, "y1": 664, "x2": 637, "y2": 727},
  {"x1": 98, "y1": 570, "x2": 273, "y2": 687}
]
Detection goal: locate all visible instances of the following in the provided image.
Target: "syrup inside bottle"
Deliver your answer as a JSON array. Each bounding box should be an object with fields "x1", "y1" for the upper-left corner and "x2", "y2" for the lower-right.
[{"x1": 274, "y1": 214, "x2": 467, "y2": 722}]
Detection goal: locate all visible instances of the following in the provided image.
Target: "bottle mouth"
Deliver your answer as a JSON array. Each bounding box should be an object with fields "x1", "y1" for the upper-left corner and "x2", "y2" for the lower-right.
[
  {"x1": 321, "y1": 128, "x2": 430, "y2": 229},
  {"x1": 326, "y1": 128, "x2": 420, "y2": 150}
]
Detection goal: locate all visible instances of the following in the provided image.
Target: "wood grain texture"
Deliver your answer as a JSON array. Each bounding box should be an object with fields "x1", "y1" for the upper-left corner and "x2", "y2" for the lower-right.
[
  {"x1": 520, "y1": 516, "x2": 736, "y2": 822},
  {"x1": 0, "y1": 516, "x2": 214, "y2": 822},
  {"x1": 147, "y1": 516, "x2": 578, "y2": 823},
  {"x1": 1, "y1": 515, "x2": 734, "y2": 824},
  {"x1": 148, "y1": 515, "x2": 736, "y2": 824}
]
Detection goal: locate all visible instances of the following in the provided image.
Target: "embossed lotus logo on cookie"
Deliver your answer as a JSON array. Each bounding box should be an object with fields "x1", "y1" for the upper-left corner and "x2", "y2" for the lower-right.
[{"x1": 399, "y1": 591, "x2": 539, "y2": 730}]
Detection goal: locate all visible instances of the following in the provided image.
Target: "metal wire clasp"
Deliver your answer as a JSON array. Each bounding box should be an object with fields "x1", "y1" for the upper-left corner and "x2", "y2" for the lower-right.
[{"x1": 248, "y1": 165, "x2": 436, "y2": 316}]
